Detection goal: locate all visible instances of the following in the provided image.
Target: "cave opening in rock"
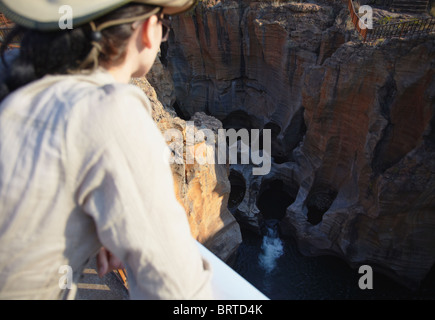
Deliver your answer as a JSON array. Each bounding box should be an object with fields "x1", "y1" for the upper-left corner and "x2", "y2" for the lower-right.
[
  {"x1": 264, "y1": 122, "x2": 281, "y2": 139},
  {"x1": 305, "y1": 187, "x2": 338, "y2": 226},
  {"x1": 222, "y1": 110, "x2": 254, "y2": 131},
  {"x1": 271, "y1": 108, "x2": 307, "y2": 164},
  {"x1": 172, "y1": 101, "x2": 191, "y2": 120},
  {"x1": 257, "y1": 179, "x2": 297, "y2": 221},
  {"x1": 258, "y1": 122, "x2": 281, "y2": 152},
  {"x1": 228, "y1": 170, "x2": 246, "y2": 211},
  {"x1": 272, "y1": 155, "x2": 290, "y2": 164},
  {"x1": 159, "y1": 42, "x2": 169, "y2": 67}
]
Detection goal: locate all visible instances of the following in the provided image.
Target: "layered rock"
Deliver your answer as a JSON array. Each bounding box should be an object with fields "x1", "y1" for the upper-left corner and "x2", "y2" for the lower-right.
[
  {"x1": 131, "y1": 75, "x2": 242, "y2": 262},
  {"x1": 281, "y1": 39, "x2": 435, "y2": 289},
  {"x1": 163, "y1": 0, "x2": 435, "y2": 288},
  {"x1": 168, "y1": 1, "x2": 339, "y2": 126}
]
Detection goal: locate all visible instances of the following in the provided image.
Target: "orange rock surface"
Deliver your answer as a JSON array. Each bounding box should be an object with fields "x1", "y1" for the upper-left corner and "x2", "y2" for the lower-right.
[{"x1": 131, "y1": 76, "x2": 242, "y2": 262}]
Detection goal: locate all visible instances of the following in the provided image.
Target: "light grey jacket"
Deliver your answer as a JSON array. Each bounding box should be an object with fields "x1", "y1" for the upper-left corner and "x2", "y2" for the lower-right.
[{"x1": 0, "y1": 70, "x2": 213, "y2": 300}]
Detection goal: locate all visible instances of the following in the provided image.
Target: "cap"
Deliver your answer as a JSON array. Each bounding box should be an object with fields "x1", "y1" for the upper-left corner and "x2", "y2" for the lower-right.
[{"x1": 0, "y1": 0, "x2": 197, "y2": 31}]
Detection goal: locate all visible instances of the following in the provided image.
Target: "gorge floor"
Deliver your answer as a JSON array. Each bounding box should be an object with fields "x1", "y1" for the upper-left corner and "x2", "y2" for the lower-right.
[{"x1": 231, "y1": 225, "x2": 435, "y2": 300}]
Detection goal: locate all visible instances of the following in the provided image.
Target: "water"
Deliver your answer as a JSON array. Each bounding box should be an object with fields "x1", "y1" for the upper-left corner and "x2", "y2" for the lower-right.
[
  {"x1": 258, "y1": 221, "x2": 284, "y2": 274},
  {"x1": 231, "y1": 221, "x2": 435, "y2": 300}
]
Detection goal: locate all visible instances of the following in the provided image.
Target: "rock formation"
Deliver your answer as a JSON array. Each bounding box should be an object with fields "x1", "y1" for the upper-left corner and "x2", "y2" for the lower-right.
[
  {"x1": 284, "y1": 39, "x2": 435, "y2": 289},
  {"x1": 159, "y1": 0, "x2": 435, "y2": 289},
  {"x1": 131, "y1": 74, "x2": 242, "y2": 262}
]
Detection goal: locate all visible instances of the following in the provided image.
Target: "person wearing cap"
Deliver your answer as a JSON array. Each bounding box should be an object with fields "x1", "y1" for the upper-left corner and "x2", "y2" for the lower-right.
[{"x1": 0, "y1": 0, "x2": 215, "y2": 300}]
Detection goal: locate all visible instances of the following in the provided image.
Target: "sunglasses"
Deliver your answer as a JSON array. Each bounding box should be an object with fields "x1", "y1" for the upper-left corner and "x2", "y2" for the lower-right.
[{"x1": 158, "y1": 15, "x2": 171, "y2": 42}]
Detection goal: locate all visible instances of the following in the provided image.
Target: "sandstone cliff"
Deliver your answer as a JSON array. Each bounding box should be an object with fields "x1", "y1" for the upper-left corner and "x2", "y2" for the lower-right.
[
  {"x1": 286, "y1": 39, "x2": 435, "y2": 289},
  {"x1": 160, "y1": 0, "x2": 435, "y2": 289},
  {"x1": 131, "y1": 72, "x2": 242, "y2": 262}
]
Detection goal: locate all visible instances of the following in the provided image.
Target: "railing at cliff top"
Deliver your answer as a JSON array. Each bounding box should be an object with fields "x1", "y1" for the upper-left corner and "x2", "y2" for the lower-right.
[
  {"x1": 360, "y1": 0, "x2": 394, "y2": 8},
  {"x1": 348, "y1": 0, "x2": 435, "y2": 43},
  {"x1": 368, "y1": 17, "x2": 435, "y2": 42}
]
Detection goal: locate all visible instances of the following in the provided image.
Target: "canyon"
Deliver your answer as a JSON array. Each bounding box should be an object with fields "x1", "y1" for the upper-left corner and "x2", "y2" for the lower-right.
[{"x1": 140, "y1": 0, "x2": 435, "y2": 290}]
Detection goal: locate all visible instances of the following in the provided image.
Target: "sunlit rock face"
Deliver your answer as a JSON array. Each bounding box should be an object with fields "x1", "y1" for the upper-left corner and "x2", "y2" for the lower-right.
[
  {"x1": 131, "y1": 76, "x2": 242, "y2": 262},
  {"x1": 162, "y1": 0, "x2": 435, "y2": 288}
]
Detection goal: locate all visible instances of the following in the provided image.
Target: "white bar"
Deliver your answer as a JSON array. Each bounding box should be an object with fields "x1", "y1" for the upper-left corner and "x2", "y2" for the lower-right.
[{"x1": 196, "y1": 241, "x2": 269, "y2": 300}]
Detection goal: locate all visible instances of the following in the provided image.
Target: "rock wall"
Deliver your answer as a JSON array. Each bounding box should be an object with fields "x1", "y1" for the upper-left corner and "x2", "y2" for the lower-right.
[
  {"x1": 162, "y1": 0, "x2": 435, "y2": 288},
  {"x1": 131, "y1": 75, "x2": 242, "y2": 262},
  {"x1": 286, "y1": 39, "x2": 435, "y2": 289}
]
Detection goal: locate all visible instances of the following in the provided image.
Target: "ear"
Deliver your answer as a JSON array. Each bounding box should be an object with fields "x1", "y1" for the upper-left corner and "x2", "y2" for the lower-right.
[{"x1": 141, "y1": 16, "x2": 158, "y2": 49}]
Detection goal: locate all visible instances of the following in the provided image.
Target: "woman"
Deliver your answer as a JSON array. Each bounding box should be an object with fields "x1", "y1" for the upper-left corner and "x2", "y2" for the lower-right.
[{"x1": 0, "y1": 0, "x2": 214, "y2": 299}]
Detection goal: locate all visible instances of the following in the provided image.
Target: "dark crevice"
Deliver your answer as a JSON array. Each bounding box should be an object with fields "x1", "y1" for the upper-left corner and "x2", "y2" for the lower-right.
[
  {"x1": 371, "y1": 76, "x2": 398, "y2": 175},
  {"x1": 172, "y1": 101, "x2": 191, "y2": 120},
  {"x1": 222, "y1": 110, "x2": 254, "y2": 131},
  {"x1": 273, "y1": 156, "x2": 290, "y2": 164},
  {"x1": 271, "y1": 107, "x2": 307, "y2": 164},
  {"x1": 228, "y1": 170, "x2": 246, "y2": 211},
  {"x1": 305, "y1": 185, "x2": 338, "y2": 226},
  {"x1": 285, "y1": 108, "x2": 307, "y2": 150},
  {"x1": 425, "y1": 111, "x2": 435, "y2": 146},
  {"x1": 264, "y1": 121, "x2": 282, "y2": 138},
  {"x1": 159, "y1": 42, "x2": 169, "y2": 67},
  {"x1": 257, "y1": 179, "x2": 298, "y2": 221}
]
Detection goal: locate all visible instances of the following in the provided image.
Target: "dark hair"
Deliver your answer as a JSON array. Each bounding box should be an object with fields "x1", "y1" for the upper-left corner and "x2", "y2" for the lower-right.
[{"x1": 0, "y1": 3, "x2": 156, "y2": 103}]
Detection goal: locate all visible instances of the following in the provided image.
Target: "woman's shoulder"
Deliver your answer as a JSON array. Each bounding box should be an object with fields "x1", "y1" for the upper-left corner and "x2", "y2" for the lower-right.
[
  {"x1": 62, "y1": 73, "x2": 165, "y2": 156},
  {"x1": 98, "y1": 81, "x2": 152, "y2": 114},
  {"x1": 2, "y1": 70, "x2": 152, "y2": 116},
  {"x1": 1, "y1": 70, "x2": 156, "y2": 142},
  {"x1": 62, "y1": 71, "x2": 152, "y2": 113},
  {"x1": 63, "y1": 73, "x2": 155, "y2": 131},
  {"x1": 45, "y1": 71, "x2": 153, "y2": 120}
]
